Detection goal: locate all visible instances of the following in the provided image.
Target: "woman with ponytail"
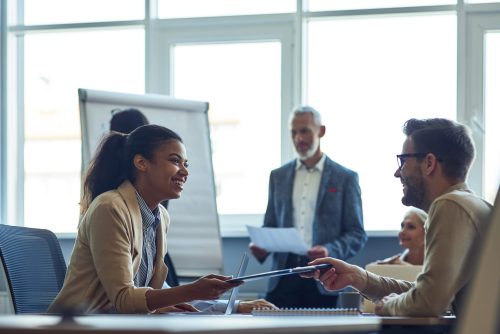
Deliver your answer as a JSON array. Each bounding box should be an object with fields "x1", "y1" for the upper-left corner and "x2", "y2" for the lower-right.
[{"x1": 48, "y1": 125, "x2": 239, "y2": 314}]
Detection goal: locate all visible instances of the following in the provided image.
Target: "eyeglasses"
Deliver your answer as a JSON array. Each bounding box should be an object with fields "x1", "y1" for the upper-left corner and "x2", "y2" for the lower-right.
[{"x1": 396, "y1": 153, "x2": 428, "y2": 169}]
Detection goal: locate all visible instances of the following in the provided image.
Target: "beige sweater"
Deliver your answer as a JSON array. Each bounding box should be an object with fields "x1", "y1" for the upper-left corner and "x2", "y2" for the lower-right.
[
  {"x1": 48, "y1": 181, "x2": 169, "y2": 314},
  {"x1": 361, "y1": 183, "x2": 492, "y2": 316}
]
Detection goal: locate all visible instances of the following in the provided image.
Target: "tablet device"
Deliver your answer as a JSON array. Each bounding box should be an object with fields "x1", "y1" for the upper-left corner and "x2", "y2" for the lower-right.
[{"x1": 227, "y1": 263, "x2": 332, "y2": 283}]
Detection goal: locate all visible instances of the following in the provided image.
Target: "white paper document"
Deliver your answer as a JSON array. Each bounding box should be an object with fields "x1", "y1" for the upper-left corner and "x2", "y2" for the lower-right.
[{"x1": 246, "y1": 226, "x2": 309, "y2": 255}]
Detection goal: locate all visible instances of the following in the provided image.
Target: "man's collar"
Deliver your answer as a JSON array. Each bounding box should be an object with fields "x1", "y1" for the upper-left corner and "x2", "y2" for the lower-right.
[{"x1": 295, "y1": 153, "x2": 326, "y2": 171}]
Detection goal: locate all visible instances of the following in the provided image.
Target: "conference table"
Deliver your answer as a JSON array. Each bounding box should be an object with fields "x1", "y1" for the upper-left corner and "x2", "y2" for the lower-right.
[
  {"x1": 379, "y1": 316, "x2": 455, "y2": 334},
  {"x1": 0, "y1": 313, "x2": 455, "y2": 334},
  {"x1": 0, "y1": 314, "x2": 380, "y2": 334}
]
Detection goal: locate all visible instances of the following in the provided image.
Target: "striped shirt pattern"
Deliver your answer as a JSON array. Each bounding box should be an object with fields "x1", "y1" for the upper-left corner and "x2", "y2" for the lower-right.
[{"x1": 134, "y1": 192, "x2": 161, "y2": 287}]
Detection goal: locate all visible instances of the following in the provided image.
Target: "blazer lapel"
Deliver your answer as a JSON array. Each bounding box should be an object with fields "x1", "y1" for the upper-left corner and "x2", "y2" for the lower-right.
[
  {"x1": 316, "y1": 157, "x2": 334, "y2": 215},
  {"x1": 282, "y1": 162, "x2": 296, "y2": 228},
  {"x1": 117, "y1": 181, "x2": 143, "y2": 269}
]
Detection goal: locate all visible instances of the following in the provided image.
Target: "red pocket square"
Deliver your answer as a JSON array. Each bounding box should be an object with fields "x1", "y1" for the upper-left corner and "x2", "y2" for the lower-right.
[{"x1": 328, "y1": 187, "x2": 337, "y2": 193}]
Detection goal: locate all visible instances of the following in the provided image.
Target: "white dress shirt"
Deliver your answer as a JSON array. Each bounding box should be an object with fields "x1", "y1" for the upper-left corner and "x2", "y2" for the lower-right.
[{"x1": 292, "y1": 154, "x2": 326, "y2": 248}]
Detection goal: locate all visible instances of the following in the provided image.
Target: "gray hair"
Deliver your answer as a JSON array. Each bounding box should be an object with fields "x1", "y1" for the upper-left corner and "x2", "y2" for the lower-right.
[
  {"x1": 288, "y1": 105, "x2": 322, "y2": 127},
  {"x1": 404, "y1": 207, "x2": 428, "y2": 225}
]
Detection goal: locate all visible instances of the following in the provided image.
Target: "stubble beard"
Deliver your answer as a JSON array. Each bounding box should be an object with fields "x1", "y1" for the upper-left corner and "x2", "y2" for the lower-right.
[{"x1": 401, "y1": 173, "x2": 426, "y2": 210}]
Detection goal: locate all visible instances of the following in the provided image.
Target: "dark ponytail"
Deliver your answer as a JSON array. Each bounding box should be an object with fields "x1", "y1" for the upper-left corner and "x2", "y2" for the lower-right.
[
  {"x1": 81, "y1": 132, "x2": 128, "y2": 213},
  {"x1": 80, "y1": 125, "x2": 182, "y2": 214}
]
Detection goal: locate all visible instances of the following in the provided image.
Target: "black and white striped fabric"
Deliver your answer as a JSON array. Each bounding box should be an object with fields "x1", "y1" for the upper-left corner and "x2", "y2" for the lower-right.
[{"x1": 134, "y1": 192, "x2": 161, "y2": 287}]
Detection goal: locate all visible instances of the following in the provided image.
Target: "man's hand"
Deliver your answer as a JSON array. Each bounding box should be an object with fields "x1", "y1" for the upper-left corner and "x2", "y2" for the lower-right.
[
  {"x1": 307, "y1": 245, "x2": 328, "y2": 260},
  {"x1": 303, "y1": 257, "x2": 368, "y2": 292},
  {"x1": 237, "y1": 299, "x2": 278, "y2": 313},
  {"x1": 249, "y1": 243, "x2": 268, "y2": 262}
]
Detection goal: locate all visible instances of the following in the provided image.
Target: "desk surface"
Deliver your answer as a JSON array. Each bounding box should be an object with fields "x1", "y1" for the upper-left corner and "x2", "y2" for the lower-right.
[
  {"x1": 0, "y1": 314, "x2": 380, "y2": 334},
  {"x1": 379, "y1": 315, "x2": 455, "y2": 326}
]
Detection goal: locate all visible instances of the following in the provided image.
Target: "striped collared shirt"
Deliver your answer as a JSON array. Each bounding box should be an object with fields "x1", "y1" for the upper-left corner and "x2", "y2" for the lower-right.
[{"x1": 134, "y1": 192, "x2": 161, "y2": 287}]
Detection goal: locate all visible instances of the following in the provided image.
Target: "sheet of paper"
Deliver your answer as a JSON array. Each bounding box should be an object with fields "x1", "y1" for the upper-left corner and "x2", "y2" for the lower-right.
[{"x1": 246, "y1": 226, "x2": 309, "y2": 255}]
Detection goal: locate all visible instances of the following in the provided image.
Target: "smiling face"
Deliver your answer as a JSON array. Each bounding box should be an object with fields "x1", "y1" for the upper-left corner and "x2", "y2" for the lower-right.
[
  {"x1": 398, "y1": 212, "x2": 425, "y2": 250},
  {"x1": 394, "y1": 137, "x2": 427, "y2": 209},
  {"x1": 134, "y1": 139, "x2": 189, "y2": 208}
]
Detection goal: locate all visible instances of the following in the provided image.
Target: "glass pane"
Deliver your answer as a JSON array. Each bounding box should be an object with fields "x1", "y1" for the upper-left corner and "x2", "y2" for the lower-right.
[
  {"x1": 307, "y1": 0, "x2": 454, "y2": 11},
  {"x1": 158, "y1": 0, "x2": 295, "y2": 19},
  {"x1": 306, "y1": 14, "x2": 456, "y2": 231},
  {"x1": 20, "y1": 0, "x2": 143, "y2": 25},
  {"x1": 484, "y1": 31, "x2": 500, "y2": 203},
  {"x1": 24, "y1": 28, "x2": 144, "y2": 232},
  {"x1": 173, "y1": 42, "x2": 281, "y2": 214}
]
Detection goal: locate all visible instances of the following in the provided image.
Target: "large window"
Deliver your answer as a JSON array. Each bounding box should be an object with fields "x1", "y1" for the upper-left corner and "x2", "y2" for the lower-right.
[
  {"x1": 2, "y1": 1, "x2": 499, "y2": 234},
  {"x1": 306, "y1": 0, "x2": 454, "y2": 11},
  {"x1": 22, "y1": 28, "x2": 144, "y2": 232},
  {"x1": 21, "y1": 0, "x2": 144, "y2": 25},
  {"x1": 172, "y1": 42, "x2": 281, "y2": 215},
  {"x1": 158, "y1": 0, "x2": 295, "y2": 18},
  {"x1": 484, "y1": 32, "x2": 500, "y2": 202},
  {"x1": 306, "y1": 13, "x2": 456, "y2": 230}
]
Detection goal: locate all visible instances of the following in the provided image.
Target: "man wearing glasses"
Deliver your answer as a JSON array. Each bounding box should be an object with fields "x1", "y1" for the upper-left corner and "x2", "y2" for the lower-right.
[{"x1": 306, "y1": 118, "x2": 492, "y2": 316}]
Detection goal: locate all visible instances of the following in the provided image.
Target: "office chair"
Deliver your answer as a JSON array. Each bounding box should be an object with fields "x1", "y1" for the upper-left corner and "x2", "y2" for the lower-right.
[
  {"x1": 455, "y1": 187, "x2": 500, "y2": 334},
  {"x1": 0, "y1": 224, "x2": 67, "y2": 314},
  {"x1": 164, "y1": 252, "x2": 180, "y2": 287}
]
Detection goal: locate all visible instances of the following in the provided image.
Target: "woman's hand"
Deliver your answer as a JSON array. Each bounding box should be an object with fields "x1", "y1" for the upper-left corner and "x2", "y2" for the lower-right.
[
  {"x1": 237, "y1": 299, "x2": 278, "y2": 313},
  {"x1": 189, "y1": 274, "x2": 241, "y2": 300},
  {"x1": 155, "y1": 303, "x2": 199, "y2": 313}
]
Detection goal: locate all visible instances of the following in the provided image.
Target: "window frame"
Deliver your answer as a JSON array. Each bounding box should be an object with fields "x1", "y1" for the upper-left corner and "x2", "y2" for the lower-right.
[
  {"x1": 1, "y1": 0, "x2": 500, "y2": 236},
  {"x1": 149, "y1": 14, "x2": 296, "y2": 235},
  {"x1": 462, "y1": 5, "x2": 500, "y2": 198},
  {"x1": 0, "y1": 0, "x2": 6, "y2": 227}
]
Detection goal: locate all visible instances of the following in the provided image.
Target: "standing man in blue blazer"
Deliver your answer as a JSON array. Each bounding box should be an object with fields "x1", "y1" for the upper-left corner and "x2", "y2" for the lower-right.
[{"x1": 249, "y1": 105, "x2": 367, "y2": 308}]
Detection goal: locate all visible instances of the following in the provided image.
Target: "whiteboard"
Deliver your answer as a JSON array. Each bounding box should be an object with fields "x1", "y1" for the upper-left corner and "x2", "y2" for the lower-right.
[{"x1": 79, "y1": 88, "x2": 223, "y2": 276}]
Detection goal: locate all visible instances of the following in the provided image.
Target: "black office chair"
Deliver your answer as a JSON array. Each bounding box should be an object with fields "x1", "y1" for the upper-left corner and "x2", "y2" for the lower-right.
[
  {"x1": 164, "y1": 252, "x2": 180, "y2": 287},
  {"x1": 0, "y1": 224, "x2": 67, "y2": 314}
]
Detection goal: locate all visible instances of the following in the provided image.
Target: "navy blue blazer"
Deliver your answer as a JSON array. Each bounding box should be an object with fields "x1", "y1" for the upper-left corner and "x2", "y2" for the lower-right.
[{"x1": 262, "y1": 155, "x2": 367, "y2": 293}]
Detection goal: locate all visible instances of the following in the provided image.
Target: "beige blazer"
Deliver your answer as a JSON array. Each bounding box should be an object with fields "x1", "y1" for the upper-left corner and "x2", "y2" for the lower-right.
[{"x1": 48, "y1": 180, "x2": 170, "y2": 314}]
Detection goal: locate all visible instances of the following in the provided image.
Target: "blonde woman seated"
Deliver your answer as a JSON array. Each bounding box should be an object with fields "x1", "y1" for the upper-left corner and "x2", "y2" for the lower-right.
[{"x1": 376, "y1": 207, "x2": 427, "y2": 266}]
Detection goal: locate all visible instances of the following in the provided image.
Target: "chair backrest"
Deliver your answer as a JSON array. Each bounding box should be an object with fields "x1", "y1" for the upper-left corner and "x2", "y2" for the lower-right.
[
  {"x1": 455, "y1": 187, "x2": 500, "y2": 334},
  {"x1": 0, "y1": 225, "x2": 67, "y2": 314},
  {"x1": 363, "y1": 263, "x2": 423, "y2": 312},
  {"x1": 365, "y1": 264, "x2": 423, "y2": 282}
]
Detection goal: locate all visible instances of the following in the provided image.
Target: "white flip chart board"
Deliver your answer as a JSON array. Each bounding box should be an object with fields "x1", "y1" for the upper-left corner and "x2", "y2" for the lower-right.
[{"x1": 79, "y1": 88, "x2": 222, "y2": 276}]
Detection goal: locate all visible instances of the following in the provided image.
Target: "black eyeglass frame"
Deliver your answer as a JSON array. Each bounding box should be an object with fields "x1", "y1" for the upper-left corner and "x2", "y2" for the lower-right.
[{"x1": 396, "y1": 153, "x2": 428, "y2": 169}]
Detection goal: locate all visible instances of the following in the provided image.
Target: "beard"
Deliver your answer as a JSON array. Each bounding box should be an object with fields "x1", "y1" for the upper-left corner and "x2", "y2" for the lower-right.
[
  {"x1": 296, "y1": 136, "x2": 320, "y2": 160},
  {"x1": 401, "y1": 173, "x2": 426, "y2": 209}
]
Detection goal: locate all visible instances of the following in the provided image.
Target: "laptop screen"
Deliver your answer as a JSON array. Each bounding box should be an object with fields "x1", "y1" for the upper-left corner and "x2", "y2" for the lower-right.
[{"x1": 224, "y1": 253, "x2": 249, "y2": 315}]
